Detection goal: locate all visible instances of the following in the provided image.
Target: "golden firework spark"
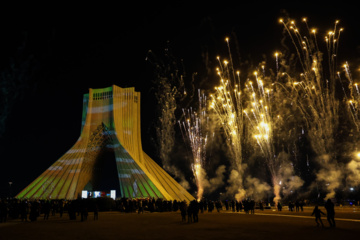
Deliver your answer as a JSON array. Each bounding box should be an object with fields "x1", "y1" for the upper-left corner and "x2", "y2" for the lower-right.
[{"x1": 279, "y1": 18, "x2": 342, "y2": 200}]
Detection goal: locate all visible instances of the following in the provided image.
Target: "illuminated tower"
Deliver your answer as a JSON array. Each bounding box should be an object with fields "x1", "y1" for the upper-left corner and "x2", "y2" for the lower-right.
[{"x1": 16, "y1": 85, "x2": 195, "y2": 201}]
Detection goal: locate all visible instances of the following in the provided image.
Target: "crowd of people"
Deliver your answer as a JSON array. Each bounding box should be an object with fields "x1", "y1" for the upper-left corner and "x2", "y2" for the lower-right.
[
  {"x1": 277, "y1": 200, "x2": 306, "y2": 212},
  {"x1": 0, "y1": 197, "x2": 336, "y2": 227},
  {"x1": 0, "y1": 198, "x2": 99, "y2": 222},
  {"x1": 0, "y1": 197, "x2": 260, "y2": 223}
]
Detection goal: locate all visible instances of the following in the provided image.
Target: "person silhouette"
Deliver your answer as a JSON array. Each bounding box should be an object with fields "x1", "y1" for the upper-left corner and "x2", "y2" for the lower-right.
[
  {"x1": 311, "y1": 205, "x2": 325, "y2": 227},
  {"x1": 187, "y1": 201, "x2": 193, "y2": 223},
  {"x1": 324, "y1": 199, "x2": 335, "y2": 228},
  {"x1": 192, "y1": 200, "x2": 199, "y2": 223},
  {"x1": 94, "y1": 203, "x2": 99, "y2": 220}
]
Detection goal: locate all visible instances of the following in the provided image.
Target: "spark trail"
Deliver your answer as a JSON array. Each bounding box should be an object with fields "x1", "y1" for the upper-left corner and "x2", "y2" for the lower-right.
[
  {"x1": 341, "y1": 62, "x2": 360, "y2": 131},
  {"x1": 279, "y1": 18, "x2": 342, "y2": 199},
  {"x1": 210, "y1": 36, "x2": 305, "y2": 203},
  {"x1": 338, "y1": 62, "x2": 360, "y2": 188},
  {"x1": 145, "y1": 46, "x2": 193, "y2": 190},
  {"x1": 179, "y1": 89, "x2": 209, "y2": 200},
  {"x1": 209, "y1": 40, "x2": 247, "y2": 200},
  {"x1": 243, "y1": 70, "x2": 283, "y2": 205}
]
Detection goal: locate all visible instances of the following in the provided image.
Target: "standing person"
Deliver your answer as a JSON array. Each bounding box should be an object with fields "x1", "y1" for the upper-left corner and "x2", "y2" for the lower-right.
[
  {"x1": 288, "y1": 201, "x2": 294, "y2": 211},
  {"x1": 324, "y1": 199, "x2": 335, "y2": 228},
  {"x1": 43, "y1": 200, "x2": 50, "y2": 220},
  {"x1": 20, "y1": 200, "x2": 28, "y2": 222},
  {"x1": 243, "y1": 200, "x2": 249, "y2": 214},
  {"x1": 0, "y1": 199, "x2": 8, "y2": 223},
  {"x1": 138, "y1": 200, "x2": 143, "y2": 214},
  {"x1": 187, "y1": 201, "x2": 193, "y2": 223},
  {"x1": 94, "y1": 203, "x2": 99, "y2": 220},
  {"x1": 29, "y1": 201, "x2": 39, "y2": 222},
  {"x1": 59, "y1": 200, "x2": 64, "y2": 218},
  {"x1": 250, "y1": 200, "x2": 255, "y2": 214},
  {"x1": 259, "y1": 201, "x2": 264, "y2": 211},
  {"x1": 311, "y1": 205, "x2": 325, "y2": 227},
  {"x1": 299, "y1": 200, "x2": 304, "y2": 212},
  {"x1": 199, "y1": 200, "x2": 204, "y2": 213},
  {"x1": 239, "y1": 201, "x2": 243, "y2": 212},
  {"x1": 193, "y1": 200, "x2": 199, "y2": 223},
  {"x1": 231, "y1": 200, "x2": 235, "y2": 212},
  {"x1": 236, "y1": 201, "x2": 240, "y2": 212},
  {"x1": 180, "y1": 201, "x2": 187, "y2": 222},
  {"x1": 295, "y1": 200, "x2": 300, "y2": 212},
  {"x1": 216, "y1": 201, "x2": 222, "y2": 213}
]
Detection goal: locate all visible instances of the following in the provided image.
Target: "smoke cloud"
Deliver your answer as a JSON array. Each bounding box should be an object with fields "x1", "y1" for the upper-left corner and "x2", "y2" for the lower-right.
[
  {"x1": 200, "y1": 165, "x2": 226, "y2": 194},
  {"x1": 312, "y1": 155, "x2": 343, "y2": 200},
  {"x1": 277, "y1": 152, "x2": 304, "y2": 198},
  {"x1": 243, "y1": 176, "x2": 272, "y2": 201},
  {"x1": 225, "y1": 168, "x2": 246, "y2": 201},
  {"x1": 346, "y1": 158, "x2": 360, "y2": 186}
]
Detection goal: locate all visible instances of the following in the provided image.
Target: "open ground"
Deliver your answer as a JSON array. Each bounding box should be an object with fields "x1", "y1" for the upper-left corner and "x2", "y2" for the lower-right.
[{"x1": 1, "y1": 206, "x2": 360, "y2": 240}]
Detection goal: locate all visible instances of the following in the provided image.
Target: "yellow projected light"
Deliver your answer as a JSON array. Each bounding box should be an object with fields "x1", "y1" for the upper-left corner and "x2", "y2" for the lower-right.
[{"x1": 16, "y1": 85, "x2": 195, "y2": 202}]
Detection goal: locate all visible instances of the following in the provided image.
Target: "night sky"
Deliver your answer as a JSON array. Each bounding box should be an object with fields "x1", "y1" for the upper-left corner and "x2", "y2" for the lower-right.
[{"x1": 1, "y1": 3, "x2": 360, "y2": 198}]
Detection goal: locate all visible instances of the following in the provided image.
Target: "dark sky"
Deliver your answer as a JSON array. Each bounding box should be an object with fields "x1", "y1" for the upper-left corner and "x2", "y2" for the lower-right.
[{"x1": 1, "y1": 3, "x2": 359, "y2": 198}]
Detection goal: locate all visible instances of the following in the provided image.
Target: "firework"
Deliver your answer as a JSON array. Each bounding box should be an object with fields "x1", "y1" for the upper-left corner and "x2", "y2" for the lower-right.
[
  {"x1": 209, "y1": 41, "x2": 247, "y2": 200},
  {"x1": 279, "y1": 18, "x2": 342, "y2": 200},
  {"x1": 210, "y1": 31, "x2": 310, "y2": 203},
  {"x1": 243, "y1": 70, "x2": 283, "y2": 204},
  {"x1": 337, "y1": 56, "x2": 360, "y2": 189},
  {"x1": 179, "y1": 89, "x2": 209, "y2": 200},
  {"x1": 340, "y1": 62, "x2": 360, "y2": 131},
  {"x1": 146, "y1": 47, "x2": 190, "y2": 187}
]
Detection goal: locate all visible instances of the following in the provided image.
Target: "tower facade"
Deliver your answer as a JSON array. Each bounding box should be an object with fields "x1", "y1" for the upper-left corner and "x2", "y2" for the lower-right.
[{"x1": 16, "y1": 85, "x2": 194, "y2": 202}]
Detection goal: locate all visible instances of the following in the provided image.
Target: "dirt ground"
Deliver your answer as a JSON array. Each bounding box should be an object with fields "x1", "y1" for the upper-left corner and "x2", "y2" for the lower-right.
[{"x1": 1, "y1": 206, "x2": 359, "y2": 240}]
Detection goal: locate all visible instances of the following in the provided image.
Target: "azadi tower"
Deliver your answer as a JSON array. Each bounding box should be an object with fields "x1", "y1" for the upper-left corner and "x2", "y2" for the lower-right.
[{"x1": 16, "y1": 85, "x2": 195, "y2": 202}]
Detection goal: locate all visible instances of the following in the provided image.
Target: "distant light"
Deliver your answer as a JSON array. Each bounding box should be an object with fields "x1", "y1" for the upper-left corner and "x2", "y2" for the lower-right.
[
  {"x1": 350, "y1": 187, "x2": 354, "y2": 191},
  {"x1": 111, "y1": 190, "x2": 116, "y2": 200},
  {"x1": 82, "y1": 190, "x2": 88, "y2": 199}
]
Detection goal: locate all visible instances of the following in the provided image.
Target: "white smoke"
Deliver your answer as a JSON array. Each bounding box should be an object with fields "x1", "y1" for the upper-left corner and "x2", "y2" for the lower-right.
[
  {"x1": 244, "y1": 176, "x2": 272, "y2": 201},
  {"x1": 225, "y1": 168, "x2": 246, "y2": 201},
  {"x1": 346, "y1": 158, "x2": 360, "y2": 186},
  {"x1": 277, "y1": 153, "x2": 304, "y2": 198},
  {"x1": 165, "y1": 165, "x2": 191, "y2": 190},
  {"x1": 200, "y1": 165, "x2": 226, "y2": 193},
  {"x1": 314, "y1": 155, "x2": 343, "y2": 200}
]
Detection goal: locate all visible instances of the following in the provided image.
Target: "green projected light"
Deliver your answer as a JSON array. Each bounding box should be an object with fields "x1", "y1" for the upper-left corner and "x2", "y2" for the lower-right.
[{"x1": 16, "y1": 85, "x2": 194, "y2": 202}]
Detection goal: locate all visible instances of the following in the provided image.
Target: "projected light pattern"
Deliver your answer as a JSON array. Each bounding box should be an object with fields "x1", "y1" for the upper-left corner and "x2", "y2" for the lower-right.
[{"x1": 16, "y1": 86, "x2": 195, "y2": 202}]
